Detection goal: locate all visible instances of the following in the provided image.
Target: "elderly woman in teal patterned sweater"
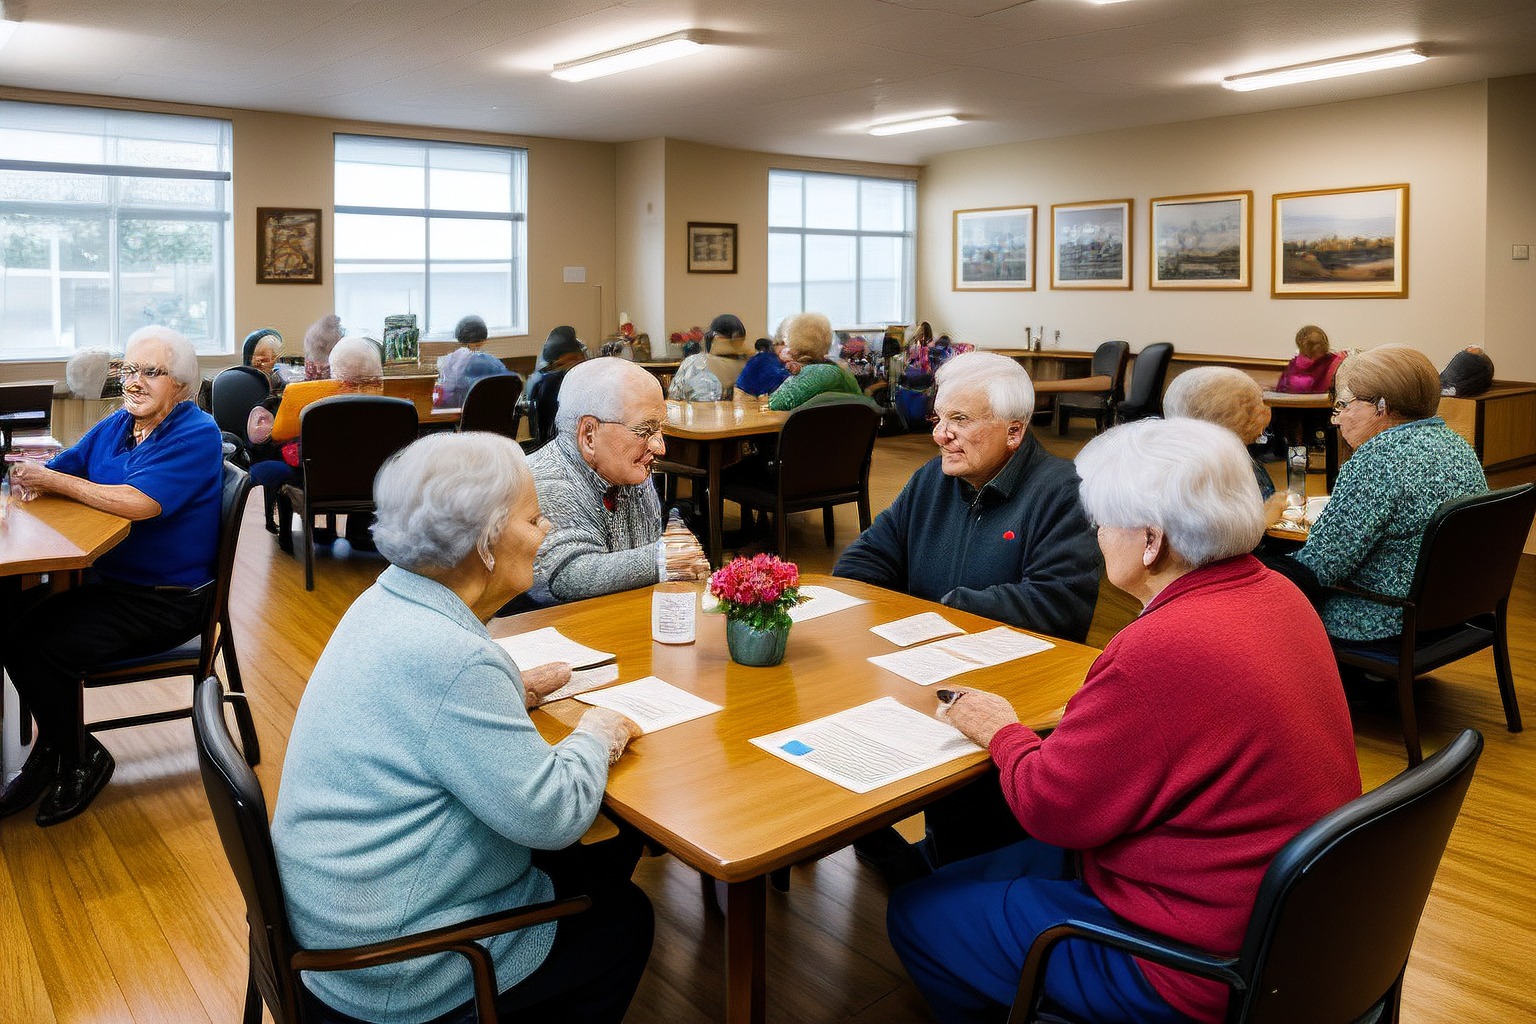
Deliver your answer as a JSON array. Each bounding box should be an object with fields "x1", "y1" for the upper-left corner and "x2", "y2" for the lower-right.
[
  {"x1": 1290, "y1": 344, "x2": 1486, "y2": 641},
  {"x1": 768, "y1": 311, "x2": 863, "y2": 410}
]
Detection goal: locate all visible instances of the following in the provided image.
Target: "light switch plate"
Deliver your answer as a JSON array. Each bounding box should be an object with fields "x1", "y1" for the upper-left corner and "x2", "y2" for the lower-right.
[
  {"x1": 1514, "y1": 244, "x2": 1531, "y2": 261},
  {"x1": 563, "y1": 266, "x2": 587, "y2": 282}
]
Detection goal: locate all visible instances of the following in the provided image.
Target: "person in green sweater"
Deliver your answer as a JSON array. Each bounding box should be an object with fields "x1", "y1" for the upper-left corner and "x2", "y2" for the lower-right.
[{"x1": 767, "y1": 311, "x2": 863, "y2": 410}]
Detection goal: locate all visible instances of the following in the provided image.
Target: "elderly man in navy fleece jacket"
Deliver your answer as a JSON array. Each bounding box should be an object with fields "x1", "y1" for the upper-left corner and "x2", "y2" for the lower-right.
[{"x1": 833, "y1": 350, "x2": 1100, "y2": 643}]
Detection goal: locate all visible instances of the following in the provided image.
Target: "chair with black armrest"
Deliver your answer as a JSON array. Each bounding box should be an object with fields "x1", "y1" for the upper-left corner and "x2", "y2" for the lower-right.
[
  {"x1": 81, "y1": 462, "x2": 262, "y2": 764},
  {"x1": 192, "y1": 676, "x2": 591, "y2": 1024},
  {"x1": 211, "y1": 366, "x2": 271, "y2": 468},
  {"x1": 0, "y1": 380, "x2": 56, "y2": 450},
  {"x1": 522, "y1": 368, "x2": 570, "y2": 453},
  {"x1": 1009, "y1": 727, "x2": 1484, "y2": 1024},
  {"x1": 459, "y1": 373, "x2": 525, "y2": 441},
  {"x1": 1054, "y1": 341, "x2": 1129, "y2": 435},
  {"x1": 278, "y1": 395, "x2": 418, "y2": 591},
  {"x1": 1113, "y1": 343, "x2": 1174, "y2": 424},
  {"x1": 721, "y1": 398, "x2": 880, "y2": 556},
  {"x1": 1325, "y1": 483, "x2": 1532, "y2": 766}
]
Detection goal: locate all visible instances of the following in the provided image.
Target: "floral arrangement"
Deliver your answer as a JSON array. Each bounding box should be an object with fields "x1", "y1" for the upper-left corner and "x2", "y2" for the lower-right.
[
  {"x1": 669, "y1": 326, "x2": 705, "y2": 351},
  {"x1": 708, "y1": 554, "x2": 801, "y2": 631}
]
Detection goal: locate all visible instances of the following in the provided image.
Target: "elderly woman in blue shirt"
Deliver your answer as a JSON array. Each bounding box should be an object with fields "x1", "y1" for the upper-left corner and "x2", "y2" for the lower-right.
[
  {"x1": 0, "y1": 326, "x2": 223, "y2": 827},
  {"x1": 271, "y1": 431, "x2": 652, "y2": 1024}
]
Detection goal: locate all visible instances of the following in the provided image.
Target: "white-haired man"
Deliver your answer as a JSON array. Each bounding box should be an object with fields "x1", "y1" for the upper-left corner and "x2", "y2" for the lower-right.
[{"x1": 525, "y1": 357, "x2": 709, "y2": 605}]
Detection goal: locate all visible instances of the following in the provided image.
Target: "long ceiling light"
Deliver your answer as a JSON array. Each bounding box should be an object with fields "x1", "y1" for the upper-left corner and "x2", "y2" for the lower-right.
[
  {"x1": 551, "y1": 30, "x2": 706, "y2": 82},
  {"x1": 868, "y1": 114, "x2": 967, "y2": 136},
  {"x1": 1221, "y1": 46, "x2": 1427, "y2": 92}
]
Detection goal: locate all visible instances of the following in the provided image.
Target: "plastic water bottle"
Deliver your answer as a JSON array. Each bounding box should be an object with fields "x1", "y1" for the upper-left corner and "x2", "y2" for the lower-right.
[{"x1": 1286, "y1": 445, "x2": 1308, "y2": 505}]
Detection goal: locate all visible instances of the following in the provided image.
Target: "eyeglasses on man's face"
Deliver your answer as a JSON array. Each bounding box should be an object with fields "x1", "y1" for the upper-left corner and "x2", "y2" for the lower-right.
[
  {"x1": 928, "y1": 409, "x2": 988, "y2": 434},
  {"x1": 596, "y1": 418, "x2": 664, "y2": 443}
]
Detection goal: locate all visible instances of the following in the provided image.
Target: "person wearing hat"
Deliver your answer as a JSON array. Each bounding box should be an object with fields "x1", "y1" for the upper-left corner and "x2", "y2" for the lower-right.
[
  {"x1": 520, "y1": 326, "x2": 590, "y2": 446},
  {"x1": 242, "y1": 328, "x2": 287, "y2": 398},
  {"x1": 434, "y1": 314, "x2": 511, "y2": 409},
  {"x1": 668, "y1": 314, "x2": 752, "y2": 402}
]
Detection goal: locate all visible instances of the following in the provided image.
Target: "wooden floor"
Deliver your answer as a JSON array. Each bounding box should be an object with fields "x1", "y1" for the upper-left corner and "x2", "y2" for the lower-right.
[{"x1": 3, "y1": 423, "x2": 1534, "y2": 1023}]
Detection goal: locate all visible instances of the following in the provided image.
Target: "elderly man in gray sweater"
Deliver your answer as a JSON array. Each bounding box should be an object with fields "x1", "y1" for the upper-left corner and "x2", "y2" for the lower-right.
[{"x1": 528, "y1": 357, "x2": 709, "y2": 604}]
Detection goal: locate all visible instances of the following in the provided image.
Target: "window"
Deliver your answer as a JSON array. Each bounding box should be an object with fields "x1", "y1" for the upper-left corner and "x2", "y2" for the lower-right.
[
  {"x1": 767, "y1": 169, "x2": 916, "y2": 333},
  {"x1": 0, "y1": 101, "x2": 233, "y2": 359},
  {"x1": 333, "y1": 135, "x2": 527, "y2": 340}
]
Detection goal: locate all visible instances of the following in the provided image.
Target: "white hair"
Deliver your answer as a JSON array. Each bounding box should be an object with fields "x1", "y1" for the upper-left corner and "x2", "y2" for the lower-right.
[
  {"x1": 783, "y1": 312, "x2": 833, "y2": 360},
  {"x1": 935, "y1": 351, "x2": 1035, "y2": 422},
  {"x1": 1076, "y1": 418, "x2": 1265, "y2": 568},
  {"x1": 1163, "y1": 366, "x2": 1268, "y2": 440},
  {"x1": 371, "y1": 432, "x2": 531, "y2": 573},
  {"x1": 125, "y1": 326, "x2": 200, "y2": 392},
  {"x1": 329, "y1": 335, "x2": 383, "y2": 383},
  {"x1": 554, "y1": 357, "x2": 656, "y2": 435}
]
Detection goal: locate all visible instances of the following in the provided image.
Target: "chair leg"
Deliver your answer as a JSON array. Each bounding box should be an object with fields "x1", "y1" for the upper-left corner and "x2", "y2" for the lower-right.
[
  {"x1": 303, "y1": 511, "x2": 316, "y2": 592},
  {"x1": 858, "y1": 491, "x2": 871, "y2": 532},
  {"x1": 776, "y1": 502, "x2": 789, "y2": 557},
  {"x1": 1055, "y1": 405, "x2": 1068, "y2": 436},
  {"x1": 1492, "y1": 601, "x2": 1523, "y2": 733},
  {"x1": 243, "y1": 952, "x2": 262, "y2": 1024},
  {"x1": 1398, "y1": 661, "x2": 1422, "y2": 768},
  {"x1": 822, "y1": 506, "x2": 835, "y2": 546}
]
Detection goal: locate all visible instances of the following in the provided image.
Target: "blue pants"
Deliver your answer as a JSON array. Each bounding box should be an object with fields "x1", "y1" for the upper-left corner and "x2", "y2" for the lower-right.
[{"x1": 887, "y1": 839, "x2": 1190, "y2": 1024}]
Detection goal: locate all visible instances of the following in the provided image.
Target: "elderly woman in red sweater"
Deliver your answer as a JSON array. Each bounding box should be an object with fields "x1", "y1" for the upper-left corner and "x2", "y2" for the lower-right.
[{"x1": 887, "y1": 417, "x2": 1362, "y2": 1024}]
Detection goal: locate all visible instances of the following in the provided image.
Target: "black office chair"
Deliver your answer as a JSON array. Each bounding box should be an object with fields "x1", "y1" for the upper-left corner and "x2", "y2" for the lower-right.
[
  {"x1": 1055, "y1": 341, "x2": 1129, "y2": 435},
  {"x1": 278, "y1": 395, "x2": 418, "y2": 591},
  {"x1": 1113, "y1": 343, "x2": 1175, "y2": 423},
  {"x1": 721, "y1": 398, "x2": 879, "y2": 556},
  {"x1": 1328, "y1": 483, "x2": 1533, "y2": 765},
  {"x1": 522, "y1": 369, "x2": 569, "y2": 452},
  {"x1": 459, "y1": 373, "x2": 525, "y2": 441},
  {"x1": 1010, "y1": 728, "x2": 1484, "y2": 1024},
  {"x1": 81, "y1": 462, "x2": 262, "y2": 764},
  {"x1": 192, "y1": 676, "x2": 590, "y2": 1024},
  {"x1": 211, "y1": 366, "x2": 271, "y2": 467}
]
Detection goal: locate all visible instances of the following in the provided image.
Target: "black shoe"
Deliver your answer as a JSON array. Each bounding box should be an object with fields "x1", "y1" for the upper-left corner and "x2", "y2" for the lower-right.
[
  {"x1": 853, "y1": 826, "x2": 933, "y2": 888},
  {"x1": 35, "y1": 738, "x2": 115, "y2": 828},
  {"x1": 0, "y1": 743, "x2": 59, "y2": 820}
]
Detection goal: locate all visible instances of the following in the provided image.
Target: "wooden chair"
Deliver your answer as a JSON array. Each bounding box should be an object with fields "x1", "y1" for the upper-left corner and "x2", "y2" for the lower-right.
[
  {"x1": 192, "y1": 676, "x2": 590, "y2": 1024},
  {"x1": 459, "y1": 373, "x2": 525, "y2": 440},
  {"x1": 1011, "y1": 728, "x2": 1484, "y2": 1024},
  {"x1": 1113, "y1": 343, "x2": 1174, "y2": 424},
  {"x1": 278, "y1": 395, "x2": 418, "y2": 591},
  {"x1": 1327, "y1": 483, "x2": 1533, "y2": 765},
  {"x1": 1054, "y1": 341, "x2": 1129, "y2": 435},
  {"x1": 81, "y1": 462, "x2": 262, "y2": 764}
]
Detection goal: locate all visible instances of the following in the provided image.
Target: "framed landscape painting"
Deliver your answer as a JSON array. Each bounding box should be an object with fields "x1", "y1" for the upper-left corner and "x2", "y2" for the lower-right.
[
  {"x1": 1272, "y1": 184, "x2": 1408, "y2": 298},
  {"x1": 953, "y1": 206, "x2": 1035, "y2": 290},
  {"x1": 256, "y1": 208, "x2": 322, "y2": 284},
  {"x1": 687, "y1": 222, "x2": 738, "y2": 274},
  {"x1": 1149, "y1": 191, "x2": 1251, "y2": 290},
  {"x1": 1051, "y1": 199, "x2": 1132, "y2": 289}
]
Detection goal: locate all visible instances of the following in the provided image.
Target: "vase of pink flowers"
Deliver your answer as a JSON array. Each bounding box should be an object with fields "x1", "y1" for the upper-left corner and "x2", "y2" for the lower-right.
[{"x1": 708, "y1": 554, "x2": 801, "y2": 667}]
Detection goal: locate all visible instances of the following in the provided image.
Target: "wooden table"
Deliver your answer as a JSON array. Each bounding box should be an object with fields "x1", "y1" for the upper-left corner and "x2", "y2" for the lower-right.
[
  {"x1": 378, "y1": 375, "x2": 462, "y2": 428},
  {"x1": 501, "y1": 574, "x2": 1100, "y2": 1023},
  {"x1": 1032, "y1": 374, "x2": 1112, "y2": 394},
  {"x1": 661, "y1": 401, "x2": 790, "y2": 565}
]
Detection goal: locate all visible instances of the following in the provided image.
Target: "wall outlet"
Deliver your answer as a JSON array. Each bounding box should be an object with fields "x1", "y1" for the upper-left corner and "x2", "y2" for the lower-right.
[{"x1": 1514, "y1": 244, "x2": 1531, "y2": 261}]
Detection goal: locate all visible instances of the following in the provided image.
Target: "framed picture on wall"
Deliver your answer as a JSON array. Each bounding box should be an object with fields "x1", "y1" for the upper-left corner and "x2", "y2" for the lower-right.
[
  {"x1": 1272, "y1": 184, "x2": 1409, "y2": 298},
  {"x1": 953, "y1": 206, "x2": 1036, "y2": 290},
  {"x1": 256, "y1": 208, "x2": 322, "y2": 284},
  {"x1": 1051, "y1": 199, "x2": 1132, "y2": 289},
  {"x1": 687, "y1": 221, "x2": 738, "y2": 274},
  {"x1": 1149, "y1": 191, "x2": 1252, "y2": 290}
]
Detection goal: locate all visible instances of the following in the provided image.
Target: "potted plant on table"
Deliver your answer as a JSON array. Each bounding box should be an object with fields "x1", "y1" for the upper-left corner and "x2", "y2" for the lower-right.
[{"x1": 708, "y1": 554, "x2": 801, "y2": 667}]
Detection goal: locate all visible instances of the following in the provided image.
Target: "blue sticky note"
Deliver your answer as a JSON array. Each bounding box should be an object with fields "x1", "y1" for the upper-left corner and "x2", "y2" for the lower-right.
[{"x1": 781, "y1": 740, "x2": 814, "y2": 756}]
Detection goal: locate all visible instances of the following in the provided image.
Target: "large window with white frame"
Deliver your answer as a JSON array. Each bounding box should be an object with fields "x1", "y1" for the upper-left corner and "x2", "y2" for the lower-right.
[
  {"x1": 0, "y1": 101, "x2": 234, "y2": 360},
  {"x1": 333, "y1": 134, "x2": 527, "y2": 340},
  {"x1": 767, "y1": 169, "x2": 916, "y2": 333}
]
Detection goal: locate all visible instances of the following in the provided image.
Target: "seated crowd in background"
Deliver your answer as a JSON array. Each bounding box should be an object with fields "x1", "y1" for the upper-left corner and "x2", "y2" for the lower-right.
[
  {"x1": 520, "y1": 326, "x2": 588, "y2": 446},
  {"x1": 768, "y1": 311, "x2": 863, "y2": 410},
  {"x1": 243, "y1": 327, "x2": 287, "y2": 398},
  {"x1": 669, "y1": 313, "x2": 750, "y2": 401},
  {"x1": 1164, "y1": 365, "x2": 1288, "y2": 520},
  {"x1": 434, "y1": 313, "x2": 511, "y2": 409},
  {"x1": 1275, "y1": 324, "x2": 1344, "y2": 394},
  {"x1": 733, "y1": 336, "x2": 790, "y2": 397}
]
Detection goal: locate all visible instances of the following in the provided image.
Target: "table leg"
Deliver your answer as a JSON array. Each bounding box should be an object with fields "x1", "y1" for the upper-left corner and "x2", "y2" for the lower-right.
[
  {"x1": 707, "y1": 441, "x2": 724, "y2": 567},
  {"x1": 724, "y1": 875, "x2": 767, "y2": 1024}
]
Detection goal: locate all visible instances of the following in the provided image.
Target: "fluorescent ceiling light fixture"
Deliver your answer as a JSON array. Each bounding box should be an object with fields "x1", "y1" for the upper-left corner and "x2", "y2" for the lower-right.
[
  {"x1": 868, "y1": 114, "x2": 966, "y2": 136},
  {"x1": 1222, "y1": 46, "x2": 1427, "y2": 92},
  {"x1": 551, "y1": 30, "x2": 706, "y2": 82}
]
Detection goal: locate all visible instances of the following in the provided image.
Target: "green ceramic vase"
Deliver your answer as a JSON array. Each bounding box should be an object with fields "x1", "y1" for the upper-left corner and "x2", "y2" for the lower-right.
[{"x1": 725, "y1": 617, "x2": 790, "y2": 667}]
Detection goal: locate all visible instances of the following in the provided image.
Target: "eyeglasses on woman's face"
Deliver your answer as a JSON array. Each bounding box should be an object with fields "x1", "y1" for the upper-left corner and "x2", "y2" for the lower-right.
[{"x1": 119, "y1": 363, "x2": 174, "y2": 382}]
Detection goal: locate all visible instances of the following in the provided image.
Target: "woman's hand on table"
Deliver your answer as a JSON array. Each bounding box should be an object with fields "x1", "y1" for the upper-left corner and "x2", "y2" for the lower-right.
[
  {"x1": 6, "y1": 462, "x2": 55, "y2": 500},
  {"x1": 521, "y1": 661, "x2": 572, "y2": 708},
  {"x1": 935, "y1": 687, "x2": 1019, "y2": 748},
  {"x1": 578, "y1": 707, "x2": 644, "y2": 764},
  {"x1": 1262, "y1": 491, "x2": 1291, "y2": 525}
]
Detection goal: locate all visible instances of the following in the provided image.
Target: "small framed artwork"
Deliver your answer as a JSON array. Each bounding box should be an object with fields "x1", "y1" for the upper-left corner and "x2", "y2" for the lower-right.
[
  {"x1": 953, "y1": 206, "x2": 1036, "y2": 291},
  {"x1": 256, "y1": 208, "x2": 323, "y2": 284},
  {"x1": 1051, "y1": 199, "x2": 1132, "y2": 289},
  {"x1": 687, "y1": 222, "x2": 738, "y2": 274},
  {"x1": 1272, "y1": 184, "x2": 1409, "y2": 298},
  {"x1": 1149, "y1": 191, "x2": 1252, "y2": 290}
]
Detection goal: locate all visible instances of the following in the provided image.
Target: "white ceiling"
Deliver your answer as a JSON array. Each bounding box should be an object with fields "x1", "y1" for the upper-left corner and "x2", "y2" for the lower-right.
[{"x1": 2, "y1": 0, "x2": 1534, "y2": 163}]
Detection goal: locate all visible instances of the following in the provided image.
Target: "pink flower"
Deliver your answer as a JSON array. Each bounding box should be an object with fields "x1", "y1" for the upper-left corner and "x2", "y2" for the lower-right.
[{"x1": 708, "y1": 554, "x2": 800, "y2": 608}]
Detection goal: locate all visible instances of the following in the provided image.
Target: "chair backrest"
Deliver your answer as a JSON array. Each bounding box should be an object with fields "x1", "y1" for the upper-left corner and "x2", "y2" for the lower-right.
[
  {"x1": 527, "y1": 369, "x2": 569, "y2": 447},
  {"x1": 211, "y1": 366, "x2": 271, "y2": 437},
  {"x1": 1231, "y1": 728, "x2": 1483, "y2": 1024},
  {"x1": 193, "y1": 675, "x2": 305, "y2": 1024},
  {"x1": 201, "y1": 462, "x2": 255, "y2": 672},
  {"x1": 1122, "y1": 343, "x2": 1174, "y2": 415},
  {"x1": 776, "y1": 400, "x2": 881, "y2": 502},
  {"x1": 1090, "y1": 340, "x2": 1130, "y2": 381},
  {"x1": 0, "y1": 380, "x2": 55, "y2": 434},
  {"x1": 298, "y1": 395, "x2": 419, "y2": 506},
  {"x1": 459, "y1": 373, "x2": 525, "y2": 439},
  {"x1": 1408, "y1": 483, "x2": 1536, "y2": 632}
]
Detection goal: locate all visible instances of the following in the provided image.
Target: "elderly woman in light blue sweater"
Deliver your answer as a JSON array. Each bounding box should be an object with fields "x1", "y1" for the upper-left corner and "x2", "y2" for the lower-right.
[{"x1": 271, "y1": 431, "x2": 652, "y2": 1024}]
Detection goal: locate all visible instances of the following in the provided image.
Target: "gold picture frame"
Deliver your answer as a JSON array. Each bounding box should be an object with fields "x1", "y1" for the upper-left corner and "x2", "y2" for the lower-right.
[
  {"x1": 1272, "y1": 184, "x2": 1408, "y2": 299},
  {"x1": 1149, "y1": 190, "x2": 1252, "y2": 291},
  {"x1": 953, "y1": 206, "x2": 1036, "y2": 291},
  {"x1": 1051, "y1": 199, "x2": 1132, "y2": 290}
]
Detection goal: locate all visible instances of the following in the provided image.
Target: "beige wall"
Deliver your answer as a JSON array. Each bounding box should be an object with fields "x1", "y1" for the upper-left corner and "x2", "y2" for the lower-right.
[
  {"x1": 918, "y1": 82, "x2": 1492, "y2": 376},
  {"x1": 615, "y1": 137, "x2": 668, "y2": 344},
  {"x1": 1485, "y1": 75, "x2": 1536, "y2": 381}
]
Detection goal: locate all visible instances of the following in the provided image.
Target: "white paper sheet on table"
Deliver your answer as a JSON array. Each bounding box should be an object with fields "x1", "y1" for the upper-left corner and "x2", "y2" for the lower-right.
[
  {"x1": 540, "y1": 664, "x2": 621, "y2": 703},
  {"x1": 868, "y1": 625, "x2": 1054, "y2": 685},
  {"x1": 750, "y1": 696, "x2": 982, "y2": 794},
  {"x1": 493, "y1": 626, "x2": 614, "y2": 671},
  {"x1": 870, "y1": 612, "x2": 965, "y2": 647},
  {"x1": 787, "y1": 584, "x2": 868, "y2": 623},
  {"x1": 574, "y1": 676, "x2": 722, "y2": 733}
]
